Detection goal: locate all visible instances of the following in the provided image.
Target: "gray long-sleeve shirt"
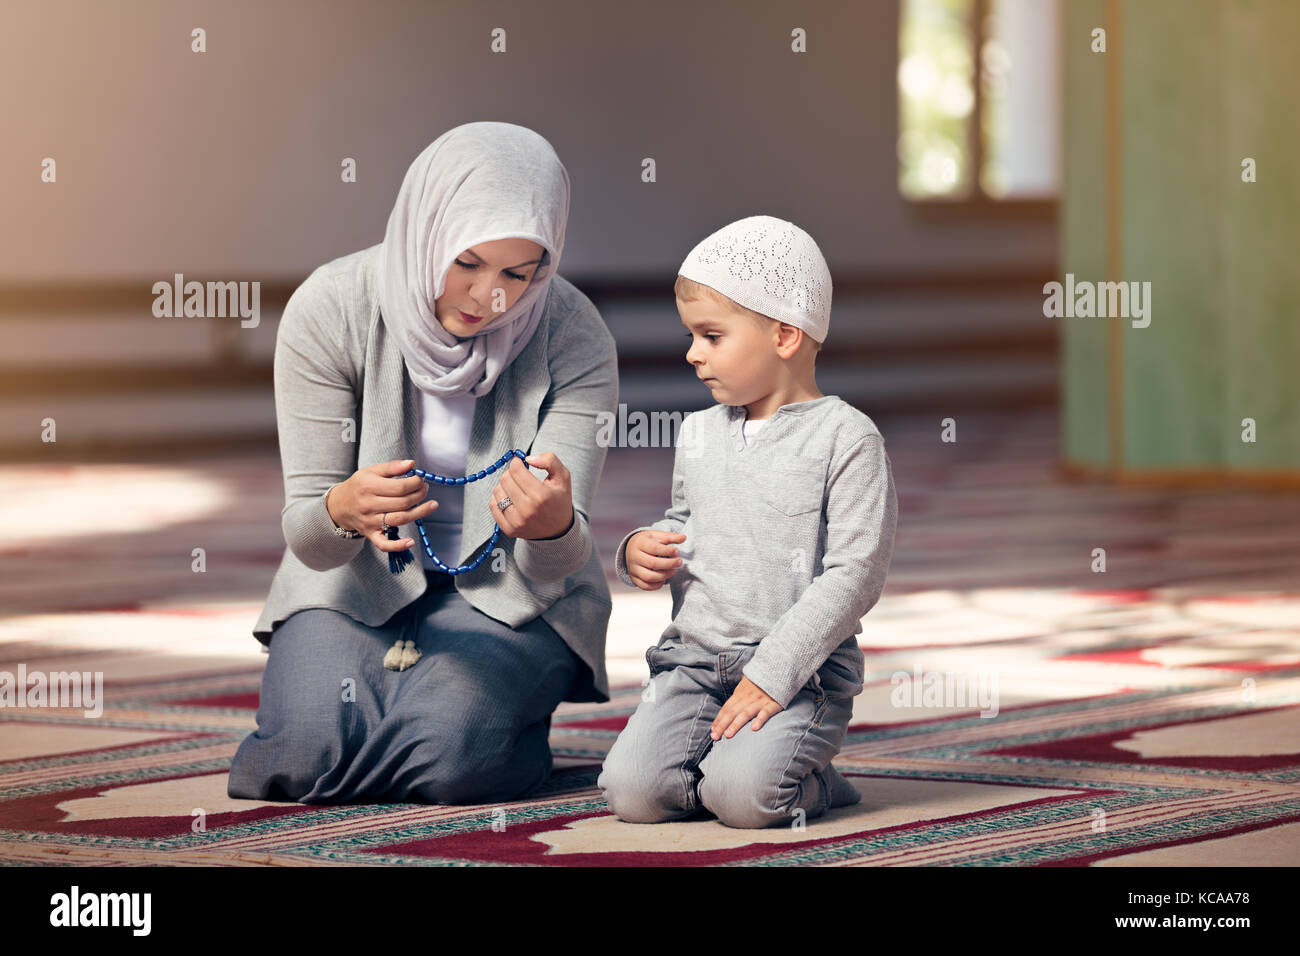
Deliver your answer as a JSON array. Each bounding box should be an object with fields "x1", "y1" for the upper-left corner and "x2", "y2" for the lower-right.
[{"x1": 614, "y1": 395, "x2": 898, "y2": 709}]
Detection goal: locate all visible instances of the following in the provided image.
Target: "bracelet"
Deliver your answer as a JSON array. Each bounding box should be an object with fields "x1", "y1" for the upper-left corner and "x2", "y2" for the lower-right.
[{"x1": 326, "y1": 485, "x2": 362, "y2": 539}]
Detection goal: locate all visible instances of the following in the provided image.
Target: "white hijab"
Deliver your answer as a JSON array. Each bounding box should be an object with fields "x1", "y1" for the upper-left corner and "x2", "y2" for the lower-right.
[{"x1": 378, "y1": 122, "x2": 570, "y2": 397}]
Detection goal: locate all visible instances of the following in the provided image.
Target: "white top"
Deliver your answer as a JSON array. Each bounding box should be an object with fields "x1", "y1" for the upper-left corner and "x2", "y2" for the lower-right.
[
  {"x1": 742, "y1": 416, "x2": 768, "y2": 445},
  {"x1": 415, "y1": 390, "x2": 477, "y2": 569}
]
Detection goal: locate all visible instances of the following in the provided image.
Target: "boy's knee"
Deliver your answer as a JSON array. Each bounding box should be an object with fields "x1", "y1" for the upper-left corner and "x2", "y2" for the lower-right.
[
  {"x1": 598, "y1": 762, "x2": 691, "y2": 824},
  {"x1": 697, "y1": 761, "x2": 812, "y2": 830},
  {"x1": 697, "y1": 782, "x2": 792, "y2": 829}
]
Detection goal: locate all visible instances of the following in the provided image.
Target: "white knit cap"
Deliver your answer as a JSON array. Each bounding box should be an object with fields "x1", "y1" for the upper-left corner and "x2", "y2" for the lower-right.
[{"x1": 677, "y1": 215, "x2": 832, "y2": 343}]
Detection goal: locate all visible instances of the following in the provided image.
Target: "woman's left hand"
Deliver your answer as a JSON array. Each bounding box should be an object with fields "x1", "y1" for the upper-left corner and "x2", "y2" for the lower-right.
[{"x1": 489, "y1": 452, "x2": 575, "y2": 540}]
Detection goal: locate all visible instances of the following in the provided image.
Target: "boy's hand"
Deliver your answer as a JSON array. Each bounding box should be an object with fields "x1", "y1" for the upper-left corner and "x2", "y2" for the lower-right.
[
  {"x1": 711, "y1": 676, "x2": 783, "y2": 739},
  {"x1": 624, "y1": 530, "x2": 686, "y2": 590}
]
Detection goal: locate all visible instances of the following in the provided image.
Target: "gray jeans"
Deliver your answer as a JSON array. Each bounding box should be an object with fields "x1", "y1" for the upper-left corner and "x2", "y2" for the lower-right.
[
  {"x1": 597, "y1": 640, "x2": 862, "y2": 829},
  {"x1": 228, "y1": 570, "x2": 580, "y2": 805}
]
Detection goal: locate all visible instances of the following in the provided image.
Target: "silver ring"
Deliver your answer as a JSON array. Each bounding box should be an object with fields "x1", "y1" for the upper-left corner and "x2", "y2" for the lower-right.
[
  {"x1": 498, "y1": 495, "x2": 513, "y2": 513},
  {"x1": 381, "y1": 513, "x2": 390, "y2": 532}
]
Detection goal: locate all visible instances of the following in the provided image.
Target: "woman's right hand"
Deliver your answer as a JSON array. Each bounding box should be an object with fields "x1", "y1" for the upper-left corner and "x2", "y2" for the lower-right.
[
  {"x1": 325, "y1": 459, "x2": 438, "y2": 554},
  {"x1": 624, "y1": 530, "x2": 686, "y2": 590}
]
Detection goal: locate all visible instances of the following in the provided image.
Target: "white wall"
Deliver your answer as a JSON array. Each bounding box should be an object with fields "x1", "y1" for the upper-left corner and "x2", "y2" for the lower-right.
[{"x1": 2, "y1": 0, "x2": 1055, "y2": 283}]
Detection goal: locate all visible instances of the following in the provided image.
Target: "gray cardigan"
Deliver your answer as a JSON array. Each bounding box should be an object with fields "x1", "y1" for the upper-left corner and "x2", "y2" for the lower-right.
[{"x1": 253, "y1": 243, "x2": 619, "y2": 703}]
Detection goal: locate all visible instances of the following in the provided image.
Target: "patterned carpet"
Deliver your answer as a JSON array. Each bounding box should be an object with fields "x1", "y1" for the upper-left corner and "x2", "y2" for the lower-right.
[{"x1": 2, "y1": 407, "x2": 1298, "y2": 865}]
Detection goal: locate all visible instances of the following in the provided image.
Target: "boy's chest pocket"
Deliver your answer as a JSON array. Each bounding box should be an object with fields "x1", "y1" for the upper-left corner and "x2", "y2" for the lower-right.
[{"x1": 755, "y1": 462, "x2": 825, "y2": 517}]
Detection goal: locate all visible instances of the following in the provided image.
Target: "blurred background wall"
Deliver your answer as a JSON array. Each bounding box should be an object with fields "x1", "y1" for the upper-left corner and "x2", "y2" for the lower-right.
[
  {"x1": 1, "y1": 0, "x2": 1058, "y2": 459},
  {"x1": 3, "y1": 0, "x2": 1295, "y2": 482}
]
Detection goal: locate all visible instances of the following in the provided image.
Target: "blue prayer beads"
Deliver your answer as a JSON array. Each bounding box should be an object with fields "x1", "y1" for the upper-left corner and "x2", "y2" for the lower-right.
[{"x1": 386, "y1": 448, "x2": 528, "y2": 575}]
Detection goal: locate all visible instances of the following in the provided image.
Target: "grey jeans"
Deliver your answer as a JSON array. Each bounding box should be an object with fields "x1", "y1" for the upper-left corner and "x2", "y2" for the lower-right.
[
  {"x1": 597, "y1": 640, "x2": 862, "y2": 829},
  {"x1": 228, "y1": 569, "x2": 581, "y2": 805}
]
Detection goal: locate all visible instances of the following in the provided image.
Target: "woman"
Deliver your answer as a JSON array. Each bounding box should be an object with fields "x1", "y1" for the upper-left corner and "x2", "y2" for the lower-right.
[{"x1": 228, "y1": 122, "x2": 618, "y2": 805}]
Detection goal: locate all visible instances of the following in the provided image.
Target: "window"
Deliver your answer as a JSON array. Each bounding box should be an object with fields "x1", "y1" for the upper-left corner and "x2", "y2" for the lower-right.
[{"x1": 898, "y1": 0, "x2": 1061, "y2": 202}]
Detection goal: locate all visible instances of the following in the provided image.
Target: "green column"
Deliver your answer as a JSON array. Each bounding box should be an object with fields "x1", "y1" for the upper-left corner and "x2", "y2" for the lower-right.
[{"x1": 1061, "y1": 0, "x2": 1300, "y2": 478}]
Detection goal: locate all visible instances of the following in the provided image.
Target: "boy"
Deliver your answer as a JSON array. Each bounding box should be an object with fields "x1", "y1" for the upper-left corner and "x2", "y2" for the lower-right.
[{"x1": 597, "y1": 215, "x2": 898, "y2": 829}]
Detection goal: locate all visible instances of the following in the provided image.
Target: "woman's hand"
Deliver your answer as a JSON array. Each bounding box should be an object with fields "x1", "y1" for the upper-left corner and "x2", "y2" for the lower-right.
[
  {"x1": 489, "y1": 452, "x2": 575, "y2": 541},
  {"x1": 325, "y1": 459, "x2": 437, "y2": 554},
  {"x1": 624, "y1": 530, "x2": 686, "y2": 590}
]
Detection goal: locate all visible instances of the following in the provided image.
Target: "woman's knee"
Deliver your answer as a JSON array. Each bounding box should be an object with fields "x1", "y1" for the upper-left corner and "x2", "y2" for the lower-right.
[
  {"x1": 230, "y1": 684, "x2": 366, "y2": 801},
  {"x1": 401, "y1": 710, "x2": 552, "y2": 804},
  {"x1": 390, "y1": 697, "x2": 553, "y2": 806},
  {"x1": 228, "y1": 719, "x2": 347, "y2": 802}
]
